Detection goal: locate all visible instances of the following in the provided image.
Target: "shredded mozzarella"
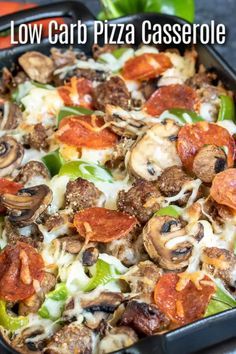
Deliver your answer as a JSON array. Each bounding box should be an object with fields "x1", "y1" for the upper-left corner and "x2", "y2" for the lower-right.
[{"x1": 162, "y1": 179, "x2": 202, "y2": 207}]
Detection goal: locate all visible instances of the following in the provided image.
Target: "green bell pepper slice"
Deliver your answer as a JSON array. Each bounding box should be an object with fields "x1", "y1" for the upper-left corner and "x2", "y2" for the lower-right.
[
  {"x1": 59, "y1": 160, "x2": 113, "y2": 183},
  {"x1": 38, "y1": 283, "x2": 68, "y2": 320},
  {"x1": 204, "y1": 299, "x2": 232, "y2": 317},
  {"x1": 155, "y1": 205, "x2": 182, "y2": 218},
  {"x1": 57, "y1": 106, "x2": 94, "y2": 126},
  {"x1": 112, "y1": 47, "x2": 132, "y2": 59},
  {"x1": 98, "y1": 0, "x2": 195, "y2": 23},
  {"x1": 0, "y1": 301, "x2": 28, "y2": 331},
  {"x1": 42, "y1": 149, "x2": 64, "y2": 177},
  {"x1": 167, "y1": 108, "x2": 204, "y2": 124},
  {"x1": 218, "y1": 95, "x2": 235, "y2": 122},
  {"x1": 205, "y1": 284, "x2": 236, "y2": 317},
  {"x1": 84, "y1": 259, "x2": 119, "y2": 292}
]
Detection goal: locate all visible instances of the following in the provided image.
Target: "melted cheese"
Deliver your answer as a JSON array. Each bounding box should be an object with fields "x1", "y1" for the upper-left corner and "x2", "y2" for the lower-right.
[
  {"x1": 135, "y1": 45, "x2": 159, "y2": 56},
  {"x1": 21, "y1": 149, "x2": 45, "y2": 165},
  {"x1": 41, "y1": 240, "x2": 75, "y2": 269},
  {"x1": 54, "y1": 59, "x2": 111, "y2": 80},
  {"x1": 98, "y1": 48, "x2": 134, "y2": 72},
  {"x1": 199, "y1": 102, "x2": 216, "y2": 122},
  {"x1": 95, "y1": 176, "x2": 132, "y2": 209},
  {"x1": 158, "y1": 52, "x2": 195, "y2": 86},
  {"x1": 162, "y1": 179, "x2": 202, "y2": 207},
  {"x1": 186, "y1": 220, "x2": 229, "y2": 273},
  {"x1": 80, "y1": 147, "x2": 114, "y2": 165},
  {"x1": 39, "y1": 223, "x2": 70, "y2": 244},
  {"x1": 60, "y1": 260, "x2": 90, "y2": 294},
  {"x1": 217, "y1": 120, "x2": 236, "y2": 135},
  {"x1": 21, "y1": 88, "x2": 63, "y2": 127},
  {"x1": 47, "y1": 175, "x2": 70, "y2": 214},
  {"x1": 99, "y1": 253, "x2": 128, "y2": 274},
  {"x1": 176, "y1": 271, "x2": 212, "y2": 291},
  {"x1": 16, "y1": 314, "x2": 59, "y2": 343}
]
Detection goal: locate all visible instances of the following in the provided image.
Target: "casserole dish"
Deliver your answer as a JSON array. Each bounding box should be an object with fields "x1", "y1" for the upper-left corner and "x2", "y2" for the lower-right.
[{"x1": 0, "y1": 2, "x2": 236, "y2": 354}]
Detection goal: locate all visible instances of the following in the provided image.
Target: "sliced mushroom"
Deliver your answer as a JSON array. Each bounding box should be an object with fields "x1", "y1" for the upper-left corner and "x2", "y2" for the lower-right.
[
  {"x1": 143, "y1": 215, "x2": 194, "y2": 270},
  {"x1": 11, "y1": 326, "x2": 46, "y2": 354},
  {"x1": 0, "y1": 101, "x2": 22, "y2": 130},
  {"x1": 1, "y1": 184, "x2": 52, "y2": 226},
  {"x1": 58, "y1": 235, "x2": 83, "y2": 254},
  {"x1": 82, "y1": 247, "x2": 99, "y2": 266},
  {"x1": 80, "y1": 292, "x2": 125, "y2": 313},
  {"x1": 105, "y1": 104, "x2": 156, "y2": 138},
  {"x1": 128, "y1": 120, "x2": 181, "y2": 181},
  {"x1": 4, "y1": 219, "x2": 43, "y2": 248},
  {"x1": 192, "y1": 144, "x2": 227, "y2": 183},
  {"x1": 0, "y1": 136, "x2": 24, "y2": 177},
  {"x1": 18, "y1": 51, "x2": 54, "y2": 84}
]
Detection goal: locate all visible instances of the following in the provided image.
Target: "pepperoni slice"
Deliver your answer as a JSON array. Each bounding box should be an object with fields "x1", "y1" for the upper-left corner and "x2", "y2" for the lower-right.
[
  {"x1": 58, "y1": 77, "x2": 93, "y2": 109},
  {"x1": 154, "y1": 273, "x2": 215, "y2": 326},
  {"x1": 0, "y1": 179, "x2": 22, "y2": 213},
  {"x1": 57, "y1": 115, "x2": 118, "y2": 149},
  {"x1": 0, "y1": 242, "x2": 44, "y2": 302},
  {"x1": 177, "y1": 122, "x2": 235, "y2": 171},
  {"x1": 144, "y1": 84, "x2": 197, "y2": 116},
  {"x1": 74, "y1": 207, "x2": 137, "y2": 243},
  {"x1": 210, "y1": 169, "x2": 236, "y2": 210},
  {"x1": 122, "y1": 53, "x2": 172, "y2": 81}
]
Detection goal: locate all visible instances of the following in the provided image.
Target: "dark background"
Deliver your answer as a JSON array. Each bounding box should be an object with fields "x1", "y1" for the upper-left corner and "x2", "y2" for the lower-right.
[
  {"x1": 6, "y1": 0, "x2": 236, "y2": 353},
  {"x1": 10, "y1": 0, "x2": 236, "y2": 71}
]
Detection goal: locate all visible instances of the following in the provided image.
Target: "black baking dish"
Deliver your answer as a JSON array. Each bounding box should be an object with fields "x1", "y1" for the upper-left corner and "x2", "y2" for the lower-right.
[{"x1": 0, "y1": 2, "x2": 236, "y2": 353}]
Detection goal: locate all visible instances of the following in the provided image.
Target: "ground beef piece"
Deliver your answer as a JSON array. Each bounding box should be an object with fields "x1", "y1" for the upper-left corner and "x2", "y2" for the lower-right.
[
  {"x1": 44, "y1": 212, "x2": 66, "y2": 231},
  {"x1": 44, "y1": 323, "x2": 93, "y2": 354},
  {"x1": 192, "y1": 144, "x2": 227, "y2": 183},
  {"x1": 15, "y1": 161, "x2": 50, "y2": 184},
  {"x1": 58, "y1": 236, "x2": 82, "y2": 254},
  {"x1": 120, "y1": 300, "x2": 170, "y2": 336},
  {"x1": 19, "y1": 273, "x2": 57, "y2": 316},
  {"x1": 140, "y1": 78, "x2": 158, "y2": 100},
  {"x1": 27, "y1": 124, "x2": 49, "y2": 151},
  {"x1": 93, "y1": 76, "x2": 130, "y2": 111},
  {"x1": 117, "y1": 179, "x2": 161, "y2": 224},
  {"x1": 65, "y1": 177, "x2": 103, "y2": 212},
  {"x1": 158, "y1": 166, "x2": 193, "y2": 206},
  {"x1": 76, "y1": 68, "x2": 106, "y2": 82},
  {"x1": 106, "y1": 137, "x2": 134, "y2": 170},
  {"x1": 0, "y1": 67, "x2": 13, "y2": 93},
  {"x1": 51, "y1": 48, "x2": 79, "y2": 68},
  {"x1": 186, "y1": 66, "x2": 217, "y2": 89},
  {"x1": 201, "y1": 247, "x2": 236, "y2": 288},
  {"x1": 122, "y1": 261, "x2": 163, "y2": 302},
  {"x1": 203, "y1": 197, "x2": 234, "y2": 229},
  {"x1": 4, "y1": 219, "x2": 43, "y2": 248},
  {"x1": 92, "y1": 44, "x2": 118, "y2": 60}
]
